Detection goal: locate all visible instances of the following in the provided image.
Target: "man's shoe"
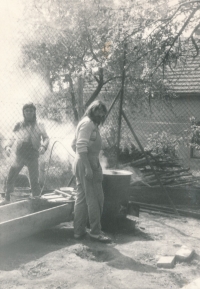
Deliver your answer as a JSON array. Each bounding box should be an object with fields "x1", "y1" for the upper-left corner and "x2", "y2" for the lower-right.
[{"x1": 89, "y1": 233, "x2": 112, "y2": 243}]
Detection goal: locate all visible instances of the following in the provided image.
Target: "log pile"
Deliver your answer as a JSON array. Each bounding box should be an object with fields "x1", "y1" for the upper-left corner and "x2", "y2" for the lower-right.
[{"x1": 121, "y1": 153, "x2": 200, "y2": 187}]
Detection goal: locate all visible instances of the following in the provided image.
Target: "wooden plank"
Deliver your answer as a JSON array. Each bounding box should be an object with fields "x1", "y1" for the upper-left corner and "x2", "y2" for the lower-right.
[
  {"x1": 0, "y1": 202, "x2": 74, "y2": 246},
  {"x1": 55, "y1": 189, "x2": 73, "y2": 198}
]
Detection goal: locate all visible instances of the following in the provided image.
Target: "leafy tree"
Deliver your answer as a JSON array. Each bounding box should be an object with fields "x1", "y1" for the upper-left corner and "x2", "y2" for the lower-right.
[{"x1": 20, "y1": 0, "x2": 200, "y2": 122}]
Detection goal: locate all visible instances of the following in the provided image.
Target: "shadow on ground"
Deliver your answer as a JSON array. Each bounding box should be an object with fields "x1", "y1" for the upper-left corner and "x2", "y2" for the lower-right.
[
  {"x1": 0, "y1": 218, "x2": 154, "y2": 272},
  {"x1": 87, "y1": 245, "x2": 158, "y2": 273},
  {"x1": 0, "y1": 222, "x2": 74, "y2": 271}
]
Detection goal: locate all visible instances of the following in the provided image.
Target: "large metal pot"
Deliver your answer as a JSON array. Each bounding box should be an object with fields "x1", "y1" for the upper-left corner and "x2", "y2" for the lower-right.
[{"x1": 101, "y1": 169, "x2": 132, "y2": 231}]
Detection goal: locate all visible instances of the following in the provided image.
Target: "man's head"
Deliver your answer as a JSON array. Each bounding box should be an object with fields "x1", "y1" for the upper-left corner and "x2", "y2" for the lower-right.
[
  {"x1": 84, "y1": 100, "x2": 107, "y2": 125},
  {"x1": 22, "y1": 102, "x2": 36, "y2": 123}
]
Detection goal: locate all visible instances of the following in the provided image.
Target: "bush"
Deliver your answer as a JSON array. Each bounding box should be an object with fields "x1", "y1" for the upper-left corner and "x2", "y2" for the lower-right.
[
  {"x1": 187, "y1": 117, "x2": 200, "y2": 150},
  {"x1": 101, "y1": 125, "x2": 143, "y2": 167},
  {"x1": 145, "y1": 131, "x2": 181, "y2": 158}
]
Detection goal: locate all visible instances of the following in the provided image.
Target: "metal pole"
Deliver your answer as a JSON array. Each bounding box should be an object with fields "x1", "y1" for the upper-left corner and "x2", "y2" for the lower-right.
[
  {"x1": 116, "y1": 42, "x2": 127, "y2": 167},
  {"x1": 122, "y1": 110, "x2": 179, "y2": 216},
  {"x1": 103, "y1": 88, "x2": 122, "y2": 123},
  {"x1": 77, "y1": 76, "x2": 84, "y2": 120}
]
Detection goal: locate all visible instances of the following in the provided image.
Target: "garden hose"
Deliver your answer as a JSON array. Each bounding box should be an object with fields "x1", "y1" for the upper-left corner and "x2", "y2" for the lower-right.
[{"x1": 41, "y1": 140, "x2": 75, "y2": 194}]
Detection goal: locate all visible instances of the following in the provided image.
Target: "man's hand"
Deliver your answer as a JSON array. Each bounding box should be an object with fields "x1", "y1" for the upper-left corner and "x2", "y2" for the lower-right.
[
  {"x1": 5, "y1": 146, "x2": 11, "y2": 157},
  {"x1": 39, "y1": 146, "x2": 46, "y2": 155},
  {"x1": 85, "y1": 166, "x2": 93, "y2": 180},
  {"x1": 79, "y1": 152, "x2": 93, "y2": 180}
]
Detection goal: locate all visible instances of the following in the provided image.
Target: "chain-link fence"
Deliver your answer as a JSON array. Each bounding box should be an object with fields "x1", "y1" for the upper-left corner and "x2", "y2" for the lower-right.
[
  {"x1": 1, "y1": 82, "x2": 200, "y2": 195},
  {"x1": 1, "y1": 0, "x2": 200, "y2": 203}
]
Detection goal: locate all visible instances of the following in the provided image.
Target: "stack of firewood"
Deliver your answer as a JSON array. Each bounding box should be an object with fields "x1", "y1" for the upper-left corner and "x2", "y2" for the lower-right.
[{"x1": 121, "y1": 153, "x2": 200, "y2": 187}]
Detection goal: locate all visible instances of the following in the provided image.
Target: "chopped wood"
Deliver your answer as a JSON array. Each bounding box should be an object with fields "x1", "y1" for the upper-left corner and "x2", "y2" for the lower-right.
[
  {"x1": 160, "y1": 173, "x2": 191, "y2": 180},
  {"x1": 127, "y1": 152, "x2": 197, "y2": 188},
  {"x1": 131, "y1": 158, "x2": 147, "y2": 166}
]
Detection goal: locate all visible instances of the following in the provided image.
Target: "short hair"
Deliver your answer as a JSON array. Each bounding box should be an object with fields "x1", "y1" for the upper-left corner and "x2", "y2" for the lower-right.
[{"x1": 84, "y1": 100, "x2": 107, "y2": 122}]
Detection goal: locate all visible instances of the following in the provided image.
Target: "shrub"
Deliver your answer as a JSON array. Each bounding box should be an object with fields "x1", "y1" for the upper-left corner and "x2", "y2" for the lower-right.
[{"x1": 145, "y1": 131, "x2": 181, "y2": 158}]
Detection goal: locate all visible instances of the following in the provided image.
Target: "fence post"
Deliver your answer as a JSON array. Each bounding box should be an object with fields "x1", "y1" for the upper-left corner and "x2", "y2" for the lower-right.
[
  {"x1": 116, "y1": 41, "x2": 127, "y2": 167},
  {"x1": 77, "y1": 76, "x2": 84, "y2": 120}
]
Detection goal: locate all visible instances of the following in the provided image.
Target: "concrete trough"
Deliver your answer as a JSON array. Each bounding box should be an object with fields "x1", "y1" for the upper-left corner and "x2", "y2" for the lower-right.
[{"x1": 0, "y1": 199, "x2": 74, "y2": 246}]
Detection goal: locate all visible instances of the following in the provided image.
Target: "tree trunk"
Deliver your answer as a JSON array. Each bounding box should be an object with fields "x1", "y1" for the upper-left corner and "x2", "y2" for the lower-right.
[
  {"x1": 68, "y1": 75, "x2": 79, "y2": 123},
  {"x1": 42, "y1": 66, "x2": 53, "y2": 92},
  {"x1": 85, "y1": 67, "x2": 104, "y2": 108}
]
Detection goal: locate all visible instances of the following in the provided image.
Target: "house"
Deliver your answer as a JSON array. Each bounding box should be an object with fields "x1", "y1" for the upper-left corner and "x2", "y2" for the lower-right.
[{"x1": 163, "y1": 38, "x2": 200, "y2": 160}]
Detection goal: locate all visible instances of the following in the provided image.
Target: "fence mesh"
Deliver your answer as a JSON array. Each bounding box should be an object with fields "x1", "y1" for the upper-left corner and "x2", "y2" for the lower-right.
[
  {"x1": 1, "y1": 86, "x2": 199, "y2": 194},
  {"x1": 1, "y1": 0, "x2": 200, "y2": 203}
]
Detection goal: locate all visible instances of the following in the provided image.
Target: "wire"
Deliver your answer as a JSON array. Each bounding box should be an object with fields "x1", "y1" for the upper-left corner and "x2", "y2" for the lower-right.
[{"x1": 41, "y1": 140, "x2": 75, "y2": 193}]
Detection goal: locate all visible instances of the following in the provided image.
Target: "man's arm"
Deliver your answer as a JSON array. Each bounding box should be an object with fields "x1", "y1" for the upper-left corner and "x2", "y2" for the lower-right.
[
  {"x1": 76, "y1": 120, "x2": 94, "y2": 179},
  {"x1": 39, "y1": 123, "x2": 49, "y2": 154},
  {"x1": 4, "y1": 123, "x2": 20, "y2": 156}
]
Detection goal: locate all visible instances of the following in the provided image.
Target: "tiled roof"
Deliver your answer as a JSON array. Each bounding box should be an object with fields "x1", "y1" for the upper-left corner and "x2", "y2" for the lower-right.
[{"x1": 165, "y1": 42, "x2": 200, "y2": 94}]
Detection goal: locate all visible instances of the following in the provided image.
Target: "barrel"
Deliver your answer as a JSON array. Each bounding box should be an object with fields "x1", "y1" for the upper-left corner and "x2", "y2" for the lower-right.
[{"x1": 101, "y1": 169, "x2": 132, "y2": 231}]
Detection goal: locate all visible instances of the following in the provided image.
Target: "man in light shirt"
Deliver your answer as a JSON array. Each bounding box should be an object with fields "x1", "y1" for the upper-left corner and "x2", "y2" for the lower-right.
[{"x1": 2, "y1": 102, "x2": 49, "y2": 204}]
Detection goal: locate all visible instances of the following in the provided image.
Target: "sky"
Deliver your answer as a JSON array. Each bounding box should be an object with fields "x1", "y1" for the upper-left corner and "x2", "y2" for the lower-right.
[
  {"x1": 0, "y1": 0, "x2": 50, "y2": 130},
  {"x1": 0, "y1": 0, "x2": 195, "y2": 133},
  {"x1": 0, "y1": 0, "x2": 75, "y2": 161}
]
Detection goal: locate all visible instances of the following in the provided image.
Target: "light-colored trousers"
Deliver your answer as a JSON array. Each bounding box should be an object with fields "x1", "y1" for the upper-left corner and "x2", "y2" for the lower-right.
[{"x1": 73, "y1": 156, "x2": 104, "y2": 236}]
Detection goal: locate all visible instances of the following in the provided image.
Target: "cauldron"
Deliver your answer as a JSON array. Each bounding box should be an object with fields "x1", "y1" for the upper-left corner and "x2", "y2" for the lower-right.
[{"x1": 101, "y1": 169, "x2": 132, "y2": 231}]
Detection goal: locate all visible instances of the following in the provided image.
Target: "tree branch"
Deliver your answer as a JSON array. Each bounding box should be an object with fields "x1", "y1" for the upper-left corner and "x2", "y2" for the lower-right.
[
  {"x1": 94, "y1": 75, "x2": 100, "y2": 83},
  {"x1": 166, "y1": 7, "x2": 199, "y2": 57},
  {"x1": 157, "y1": 1, "x2": 200, "y2": 22},
  {"x1": 152, "y1": 6, "x2": 200, "y2": 75},
  {"x1": 103, "y1": 75, "x2": 122, "y2": 85},
  {"x1": 82, "y1": 17, "x2": 99, "y2": 63},
  {"x1": 191, "y1": 35, "x2": 199, "y2": 57},
  {"x1": 85, "y1": 68, "x2": 103, "y2": 107},
  {"x1": 189, "y1": 22, "x2": 200, "y2": 38}
]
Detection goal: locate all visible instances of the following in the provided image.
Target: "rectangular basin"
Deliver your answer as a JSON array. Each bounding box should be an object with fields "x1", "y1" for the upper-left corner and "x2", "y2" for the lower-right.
[{"x1": 0, "y1": 199, "x2": 74, "y2": 246}]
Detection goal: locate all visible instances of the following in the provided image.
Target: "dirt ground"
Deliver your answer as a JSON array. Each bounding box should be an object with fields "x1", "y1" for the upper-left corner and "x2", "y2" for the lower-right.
[{"x1": 1, "y1": 211, "x2": 200, "y2": 289}]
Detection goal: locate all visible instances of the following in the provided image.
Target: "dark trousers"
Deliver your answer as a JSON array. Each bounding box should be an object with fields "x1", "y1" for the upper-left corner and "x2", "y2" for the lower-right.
[{"x1": 5, "y1": 155, "x2": 41, "y2": 201}]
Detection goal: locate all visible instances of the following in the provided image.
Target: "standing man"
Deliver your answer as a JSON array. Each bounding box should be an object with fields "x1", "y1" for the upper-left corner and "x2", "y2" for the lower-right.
[
  {"x1": 72, "y1": 100, "x2": 111, "y2": 243},
  {"x1": 2, "y1": 102, "x2": 49, "y2": 203}
]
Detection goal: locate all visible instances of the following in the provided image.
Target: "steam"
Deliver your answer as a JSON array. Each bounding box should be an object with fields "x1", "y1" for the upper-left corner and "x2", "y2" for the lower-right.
[
  {"x1": 0, "y1": 0, "x2": 51, "y2": 133},
  {"x1": 99, "y1": 152, "x2": 109, "y2": 170},
  {"x1": 0, "y1": 1, "x2": 105, "y2": 173},
  {"x1": 40, "y1": 119, "x2": 76, "y2": 163},
  {"x1": 0, "y1": 0, "x2": 77, "y2": 180}
]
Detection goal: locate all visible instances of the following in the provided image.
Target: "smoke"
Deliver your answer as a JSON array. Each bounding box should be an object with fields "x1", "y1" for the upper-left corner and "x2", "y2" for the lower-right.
[
  {"x1": 0, "y1": 1, "x2": 104, "y2": 173},
  {"x1": 40, "y1": 119, "x2": 76, "y2": 163},
  {"x1": 0, "y1": 0, "x2": 52, "y2": 134},
  {"x1": 99, "y1": 151, "x2": 109, "y2": 170},
  {"x1": 0, "y1": 0, "x2": 75, "y2": 187}
]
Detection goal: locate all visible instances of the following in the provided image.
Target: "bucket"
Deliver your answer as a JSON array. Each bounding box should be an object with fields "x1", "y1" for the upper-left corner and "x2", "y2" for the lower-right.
[{"x1": 101, "y1": 169, "x2": 132, "y2": 231}]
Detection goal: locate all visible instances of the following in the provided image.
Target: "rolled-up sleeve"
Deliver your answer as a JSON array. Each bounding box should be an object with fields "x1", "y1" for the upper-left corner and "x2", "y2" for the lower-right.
[{"x1": 76, "y1": 120, "x2": 94, "y2": 153}]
